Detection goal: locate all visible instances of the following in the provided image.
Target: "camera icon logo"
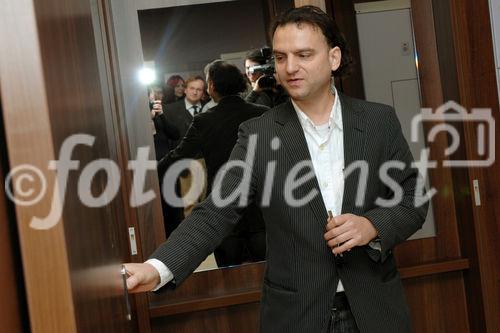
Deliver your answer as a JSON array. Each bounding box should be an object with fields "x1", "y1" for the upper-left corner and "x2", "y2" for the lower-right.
[{"x1": 411, "y1": 101, "x2": 495, "y2": 167}]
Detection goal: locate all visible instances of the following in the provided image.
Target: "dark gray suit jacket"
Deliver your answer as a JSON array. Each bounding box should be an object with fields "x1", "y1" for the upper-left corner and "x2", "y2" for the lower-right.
[
  {"x1": 162, "y1": 99, "x2": 195, "y2": 151},
  {"x1": 151, "y1": 93, "x2": 428, "y2": 333},
  {"x1": 159, "y1": 95, "x2": 268, "y2": 191}
]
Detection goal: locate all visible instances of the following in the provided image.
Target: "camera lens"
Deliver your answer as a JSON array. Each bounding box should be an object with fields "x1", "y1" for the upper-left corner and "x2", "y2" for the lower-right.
[{"x1": 259, "y1": 75, "x2": 276, "y2": 89}]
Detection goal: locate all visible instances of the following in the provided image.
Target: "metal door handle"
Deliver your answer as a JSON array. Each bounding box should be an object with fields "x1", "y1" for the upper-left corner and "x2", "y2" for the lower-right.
[{"x1": 121, "y1": 265, "x2": 132, "y2": 321}]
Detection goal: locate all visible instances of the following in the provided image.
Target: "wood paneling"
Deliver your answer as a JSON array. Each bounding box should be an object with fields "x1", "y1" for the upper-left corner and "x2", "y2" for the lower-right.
[
  {"x1": 95, "y1": 1, "x2": 155, "y2": 330},
  {"x1": 149, "y1": 263, "x2": 264, "y2": 332},
  {"x1": 0, "y1": 113, "x2": 27, "y2": 332},
  {"x1": 404, "y1": 272, "x2": 471, "y2": 332},
  {"x1": 328, "y1": 0, "x2": 365, "y2": 99},
  {"x1": 152, "y1": 271, "x2": 472, "y2": 333},
  {"x1": 151, "y1": 302, "x2": 260, "y2": 333},
  {"x1": 33, "y1": 0, "x2": 136, "y2": 329},
  {"x1": 149, "y1": 259, "x2": 469, "y2": 318},
  {"x1": 150, "y1": 291, "x2": 261, "y2": 317},
  {"x1": 104, "y1": 0, "x2": 166, "y2": 260},
  {"x1": 262, "y1": 0, "x2": 295, "y2": 42},
  {"x1": 149, "y1": 263, "x2": 264, "y2": 309},
  {"x1": 295, "y1": 0, "x2": 326, "y2": 11},
  {"x1": 0, "y1": 0, "x2": 141, "y2": 331},
  {"x1": 0, "y1": 1, "x2": 77, "y2": 330},
  {"x1": 446, "y1": 0, "x2": 500, "y2": 331}
]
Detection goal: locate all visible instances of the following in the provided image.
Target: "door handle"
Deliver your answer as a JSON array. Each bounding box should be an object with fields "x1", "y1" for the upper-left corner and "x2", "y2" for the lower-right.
[{"x1": 121, "y1": 265, "x2": 132, "y2": 321}]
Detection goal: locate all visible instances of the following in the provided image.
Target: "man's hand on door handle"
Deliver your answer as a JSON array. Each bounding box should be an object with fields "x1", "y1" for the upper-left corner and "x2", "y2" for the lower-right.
[{"x1": 123, "y1": 263, "x2": 160, "y2": 293}]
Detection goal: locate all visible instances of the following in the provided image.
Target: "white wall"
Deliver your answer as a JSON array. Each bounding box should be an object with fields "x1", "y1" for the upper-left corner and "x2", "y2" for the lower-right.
[
  {"x1": 137, "y1": 0, "x2": 269, "y2": 76},
  {"x1": 355, "y1": 1, "x2": 436, "y2": 240}
]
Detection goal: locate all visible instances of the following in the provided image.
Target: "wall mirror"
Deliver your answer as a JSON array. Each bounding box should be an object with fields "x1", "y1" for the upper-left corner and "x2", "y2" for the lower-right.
[
  {"x1": 88, "y1": 0, "x2": 462, "y2": 329},
  {"x1": 103, "y1": 0, "x2": 294, "y2": 274},
  {"x1": 97, "y1": 0, "x2": 437, "y2": 274}
]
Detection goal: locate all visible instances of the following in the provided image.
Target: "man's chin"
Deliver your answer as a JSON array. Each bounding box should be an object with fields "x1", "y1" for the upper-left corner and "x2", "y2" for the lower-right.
[{"x1": 287, "y1": 91, "x2": 306, "y2": 101}]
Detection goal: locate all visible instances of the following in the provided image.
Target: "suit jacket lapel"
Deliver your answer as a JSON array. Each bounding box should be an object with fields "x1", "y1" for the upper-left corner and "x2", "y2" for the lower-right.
[
  {"x1": 274, "y1": 94, "x2": 368, "y2": 225},
  {"x1": 338, "y1": 93, "x2": 367, "y2": 214},
  {"x1": 274, "y1": 101, "x2": 328, "y2": 227}
]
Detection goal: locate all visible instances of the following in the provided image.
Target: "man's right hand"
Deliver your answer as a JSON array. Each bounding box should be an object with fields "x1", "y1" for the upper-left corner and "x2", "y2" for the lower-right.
[{"x1": 124, "y1": 263, "x2": 160, "y2": 293}]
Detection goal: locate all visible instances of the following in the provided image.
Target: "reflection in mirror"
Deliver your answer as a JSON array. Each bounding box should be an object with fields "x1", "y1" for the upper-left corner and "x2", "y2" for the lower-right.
[
  {"x1": 136, "y1": 0, "x2": 293, "y2": 272},
  {"x1": 353, "y1": 0, "x2": 436, "y2": 239}
]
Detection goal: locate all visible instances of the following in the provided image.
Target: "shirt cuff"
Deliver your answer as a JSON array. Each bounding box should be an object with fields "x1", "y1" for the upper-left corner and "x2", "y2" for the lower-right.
[
  {"x1": 368, "y1": 238, "x2": 381, "y2": 251},
  {"x1": 145, "y1": 258, "x2": 174, "y2": 291}
]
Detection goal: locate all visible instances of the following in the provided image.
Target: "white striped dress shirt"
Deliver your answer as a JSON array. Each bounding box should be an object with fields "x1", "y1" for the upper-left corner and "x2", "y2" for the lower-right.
[{"x1": 292, "y1": 86, "x2": 345, "y2": 292}]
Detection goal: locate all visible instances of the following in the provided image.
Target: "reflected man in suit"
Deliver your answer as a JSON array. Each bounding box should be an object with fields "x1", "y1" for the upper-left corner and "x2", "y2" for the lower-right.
[
  {"x1": 148, "y1": 85, "x2": 180, "y2": 160},
  {"x1": 158, "y1": 60, "x2": 269, "y2": 267},
  {"x1": 148, "y1": 85, "x2": 183, "y2": 235},
  {"x1": 162, "y1": 76, "x2": 206, "y2": 222},
  {"x1": 163, "y1": 76, "x2": 205, "y2": 151},
  {"x1": 126, "y1": 6, "x2": 428, "y2": 333}
]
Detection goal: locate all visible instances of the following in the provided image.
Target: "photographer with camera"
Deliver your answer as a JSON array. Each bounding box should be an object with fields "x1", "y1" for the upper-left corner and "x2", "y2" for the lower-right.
[{"x1": 244, "y1": 47, "x2": 288, "y2": 108}]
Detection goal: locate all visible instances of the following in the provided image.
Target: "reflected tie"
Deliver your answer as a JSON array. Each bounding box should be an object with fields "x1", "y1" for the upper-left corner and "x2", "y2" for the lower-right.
[{"x1": 192, "y1": 105, "x2": 199, "y2": 115}]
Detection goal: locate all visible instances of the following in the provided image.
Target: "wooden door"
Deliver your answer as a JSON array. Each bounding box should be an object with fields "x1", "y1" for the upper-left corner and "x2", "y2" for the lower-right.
[
  {"x1": 0, "y1": 102, "x2": 27, "y2": 333},
  {"x1": 0, "y1": 0, "x2": 151, "y2": 331}
]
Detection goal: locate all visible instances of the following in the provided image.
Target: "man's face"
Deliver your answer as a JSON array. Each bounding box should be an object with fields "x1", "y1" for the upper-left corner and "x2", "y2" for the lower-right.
[
  {"x1": 185, "y1": 79, "x2": 204, "y2": 104},
  {"x1": 245, "y1": 59, "x2": 263, "y2": 83},
  {"x1": 272, "y1": 23, "x2": 341, "y2": 102}
]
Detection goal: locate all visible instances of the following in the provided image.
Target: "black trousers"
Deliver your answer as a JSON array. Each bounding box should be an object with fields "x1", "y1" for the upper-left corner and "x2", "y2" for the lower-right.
[
  {"x1": 328, "y1": 292, "x2": 360, "y2": 333},
  {"x1": 214, "y1": 229, "x2": 266, "y2": 267}
]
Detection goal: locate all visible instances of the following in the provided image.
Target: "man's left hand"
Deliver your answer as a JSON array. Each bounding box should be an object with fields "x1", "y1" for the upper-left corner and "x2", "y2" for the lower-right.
[{"x1": 323, "y1": 213, "x2": 378, "y2": 255}]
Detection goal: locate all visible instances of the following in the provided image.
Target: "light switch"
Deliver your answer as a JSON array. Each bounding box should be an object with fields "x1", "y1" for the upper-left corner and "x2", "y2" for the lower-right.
[
  {"x1": 401, "y1": 41, "x2": 411, "y2": 56},
  {"x1": 128, "y1": 227, "x2": 138, "y2": 255},
  {"x1": 473, "y1": 179, "x2": 481, "y2": 206}
]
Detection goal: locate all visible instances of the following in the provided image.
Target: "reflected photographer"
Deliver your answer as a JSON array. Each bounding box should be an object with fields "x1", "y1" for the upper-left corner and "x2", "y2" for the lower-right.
[{"x1": 244, "y1": 47, "x2": 288, "y2": 108}]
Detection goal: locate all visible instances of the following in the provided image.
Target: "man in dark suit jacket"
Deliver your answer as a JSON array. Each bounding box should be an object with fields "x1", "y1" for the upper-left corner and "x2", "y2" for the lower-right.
[
  {"x1": 151, "y1": 105, "x2": 180, "y2": 160},
  {"x1": 149, "y1": 96, "x2": 183, "y2": 236},
  {"x1": 126, "y1": 6, "x2": 428, "y2": 333},
  {"x1": 160, "y1": 76, "x2": 206, "y2": 224},
  {"x1": 162, "y1": 76, "x2": 205, "y2": 151},
  {"x1": 158, "y1": 60, "x2": 269, "y2": 266}
]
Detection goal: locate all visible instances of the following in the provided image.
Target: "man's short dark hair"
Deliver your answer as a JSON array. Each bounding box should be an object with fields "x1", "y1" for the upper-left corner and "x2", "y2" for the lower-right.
[
  {"x1": 245, "y1": 49, "x2": 267, "y2": 65},
  {"x1": 206, "y1": 60, "x2": 247, "y2": 97},
  {"x1": 270, "y1": 5, "x2": 352, "y2": 77}
]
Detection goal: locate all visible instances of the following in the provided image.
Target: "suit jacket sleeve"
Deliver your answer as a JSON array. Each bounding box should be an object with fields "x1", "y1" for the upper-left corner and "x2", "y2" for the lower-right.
[
  {"x1": 362, "y1": 107, "x2": 428, "y2": 262},
  {"x1": 153, "y1": 113, "x2": 180, "y2": 140},
  {"x1": 149, "y1": 122, "x2": 258, "y2": 286},
  {"x1": 245, "y1": 90, "x2": 273, "y2": 108},
  {"x1": 157, "y1": 116, "x2": 202, "y2": 173}
]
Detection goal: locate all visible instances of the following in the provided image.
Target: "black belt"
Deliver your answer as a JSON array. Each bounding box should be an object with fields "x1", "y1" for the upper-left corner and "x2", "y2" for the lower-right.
[{"x1": 332, "y1": 292, "x2": 349, "y2": 311}]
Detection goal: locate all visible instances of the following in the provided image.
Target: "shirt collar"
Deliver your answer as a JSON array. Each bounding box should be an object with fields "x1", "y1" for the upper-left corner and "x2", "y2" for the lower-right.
[
  {"x1": 291, "y1": 85, "x2": 343, "y2": 131},
  {"x1": 184, "y1": 99, "x2": 202, "y2": 110}
]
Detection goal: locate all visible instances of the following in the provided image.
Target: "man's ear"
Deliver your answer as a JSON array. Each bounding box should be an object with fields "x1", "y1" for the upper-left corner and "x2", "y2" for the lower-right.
[
  {"x1": 329, "y1": 46, "x2": 342, "y2": 72},
  {"x1": 207, "y1": 79, "x2": 217, "y2": 97}
]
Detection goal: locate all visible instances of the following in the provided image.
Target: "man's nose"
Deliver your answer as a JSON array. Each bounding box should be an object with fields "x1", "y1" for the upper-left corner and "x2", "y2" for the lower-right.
[{"x1": 286, "y1": 58, "x2": 299, "y2": 74}]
